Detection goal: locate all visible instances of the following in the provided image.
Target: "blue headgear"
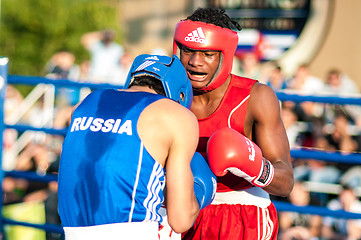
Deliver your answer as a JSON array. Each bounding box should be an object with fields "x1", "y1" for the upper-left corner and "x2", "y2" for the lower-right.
[{"x1": 124, "y1": 54, "x2": 193, "y2": 109}]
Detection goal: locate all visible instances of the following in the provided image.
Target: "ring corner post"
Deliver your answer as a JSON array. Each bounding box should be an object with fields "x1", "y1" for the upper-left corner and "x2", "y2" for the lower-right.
[{"x1": 0, "y1": 57, "x2": 9, "y2": 240}]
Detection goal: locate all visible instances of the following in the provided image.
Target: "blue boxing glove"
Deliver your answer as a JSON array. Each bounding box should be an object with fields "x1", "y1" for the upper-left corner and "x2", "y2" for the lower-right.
[{"x1": 190, "y1": 152, "x2": 217, "y2": 209}]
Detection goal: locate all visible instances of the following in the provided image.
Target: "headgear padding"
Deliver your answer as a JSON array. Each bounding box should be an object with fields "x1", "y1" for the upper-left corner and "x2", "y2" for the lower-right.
[
  {"x1": 173, "y1": 20, "x2": 239, "y2": 92},
  {"x1": 124, "y1": 54, "x2": 193, "y2": 109}
]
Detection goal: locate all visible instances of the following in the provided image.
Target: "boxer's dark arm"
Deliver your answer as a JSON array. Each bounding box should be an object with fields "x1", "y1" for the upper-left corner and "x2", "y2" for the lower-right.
[{"x1": 248, "y1": 83, "x2": 294, "y2": 196}]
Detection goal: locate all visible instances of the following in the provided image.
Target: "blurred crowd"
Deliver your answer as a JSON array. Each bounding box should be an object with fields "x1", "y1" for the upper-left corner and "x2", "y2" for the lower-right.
[{"x1": 1, "y1": 32, "x2": 361, "y2": 240}]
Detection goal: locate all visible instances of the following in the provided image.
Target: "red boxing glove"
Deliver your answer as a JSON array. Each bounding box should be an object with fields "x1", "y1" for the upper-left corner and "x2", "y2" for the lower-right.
[{"x1": 207, "y1": 127, "x2": 274, "y2": 188}]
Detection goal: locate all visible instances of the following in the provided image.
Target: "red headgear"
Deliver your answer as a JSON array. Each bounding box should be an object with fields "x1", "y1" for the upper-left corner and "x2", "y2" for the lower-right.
[{"x1": 173, "y1": 20, "x2": 239, "y2": 91}]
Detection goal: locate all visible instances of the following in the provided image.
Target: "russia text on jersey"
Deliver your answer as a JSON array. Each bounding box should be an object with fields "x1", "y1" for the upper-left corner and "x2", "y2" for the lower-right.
[{"x1": 70, "y1": 117, "x2": 132, "y2": 135}]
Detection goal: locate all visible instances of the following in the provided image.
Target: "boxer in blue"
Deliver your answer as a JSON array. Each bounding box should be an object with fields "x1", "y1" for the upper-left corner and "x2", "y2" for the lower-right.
[{"x1": 58, "y1": 54, "x2": 216, "y2": 240}]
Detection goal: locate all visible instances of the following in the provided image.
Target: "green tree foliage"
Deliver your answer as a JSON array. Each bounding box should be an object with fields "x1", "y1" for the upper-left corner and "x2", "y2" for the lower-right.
[{"x1": 0, "y1": 0, "x2": 122, "y2": 76}]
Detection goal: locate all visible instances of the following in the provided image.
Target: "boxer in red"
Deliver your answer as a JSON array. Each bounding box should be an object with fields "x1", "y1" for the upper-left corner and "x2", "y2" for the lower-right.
[{"x1": 173, "y1": 8, "x2": 294, "y2": 240}]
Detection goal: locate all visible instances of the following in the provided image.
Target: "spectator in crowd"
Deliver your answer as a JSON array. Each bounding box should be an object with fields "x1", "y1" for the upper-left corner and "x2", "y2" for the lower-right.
[
  {"x1": 281, "y1": 105, "x2": 304, "y2": 149},
  {"x1": 286, "y1": 64, "x2": 325, "y2": 122},
  {"x1": 5, "y1": 84, "x2": 25, "y2": 119},
  {"x1": 44, "y1": 51, "x2": 81, "y2": 81},
  {"x1": 232, "y1": 52, "x2": 266, "y2": 82},
  {"x1": 78, "y1": 60, "x2": 90, "y2": 82},
  {"x1": 323, "y1": 68, "x2": 361, "y2": 125},
  {"x1": 322, "y1": 185, "x2": 361, "y2": 240},
  {"x1": 278, "y1": 182, "x2": 322, "y2": 240},
  {"x1": 292, "y1": 131, "x2": 341, "y2": 206},
  {"x1": 44, "y1": 51, "x2": 82, "y2": 107},
  {"x1": 326, "y1": 112, "x2": 360, "y2": 153},
  {"x1": 81, "y1": 29, "x2": 124, "y2": 84},
  {"x1": 341, "y1": 166, "x2": 361, "y2": 193},
  {"x1": 16, "y1": 137, "x2": 62, "y2": 240},
  {"x1": 324, "y1": 68, "x2": 359, "y2": 95},
  {"x1": 287, "y1": 64, "x2": 324, "y2": 94},
  {"x1": 325, "y1": 112, "x2": 361, "y2": 193},
  {"x1": 3, "y1": 85, "x2": 24, "y2": 170},
  {"x1": 265, "y1": 63, "x2": 288, "y2": 91},
  {"x1": 2, "y1": 136, "x2": 60, "y2": 201},
  {"x1": 112, "y1": 51, "x2": 133, "y2": 87},
  {"x1": 305, "y1": 136, "x2": 341, "y2": 185}
]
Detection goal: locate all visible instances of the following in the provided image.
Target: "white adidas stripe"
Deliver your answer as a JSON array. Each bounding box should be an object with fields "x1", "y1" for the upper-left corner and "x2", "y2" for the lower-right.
[
  {"x1": 187, "y1": 27, "x2": 205, "y2": 39},
  {"x1": 135, "y1": 60, "x2": 155, "y2": 72},
  {"x1": 197, "y1": 27, "x2": 205, "y2": 38},
  {"x1": 129, "y1": 142, "x2": 144, "y2": 222},
  {"x1": 145, "y1": 56, "x2": 159, "y2": 61},
  {"x1": 144, "y1": 162, "x2": 164, "y2": 222},
  {"x1": 192, "y1": 29, "x2": 199, "y2": 38}
]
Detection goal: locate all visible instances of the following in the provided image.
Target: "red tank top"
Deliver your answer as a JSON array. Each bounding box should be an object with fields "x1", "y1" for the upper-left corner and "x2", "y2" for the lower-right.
[{"x1": 197, "y1": 75, "x2": 257, "y2": 192}]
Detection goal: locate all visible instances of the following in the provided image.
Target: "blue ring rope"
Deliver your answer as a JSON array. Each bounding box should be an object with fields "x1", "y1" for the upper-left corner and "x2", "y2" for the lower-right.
[
  {"x1": 2, "y1": 218, "x2": 64, "y2": 234},
  {"x1": 291, "y1": 149, "x2": 361, "y2": 165},
  {"x1": 6, "y1": 124, "x2": 67, "y2": 136},
  {"x1": 276, "y1": 91, "x2": 361, "y2": 105},
  {"x1": 9, "y1": 75, "x2": 124, "y2": 89},
  {"x1": 5, "y1": 170, "x2": 58, "y2": 182},
  {"x1": 8, "y1": 75, "x2": 361, "y2": 105},
  {"x1": 273, "y1": 201, "x2": 361, "y2": 219}
]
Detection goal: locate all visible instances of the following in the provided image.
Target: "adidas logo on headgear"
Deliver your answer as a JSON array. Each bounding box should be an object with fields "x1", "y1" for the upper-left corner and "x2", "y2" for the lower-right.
[
  {"x1": 145, "y1": 56, "x2": 159, "y2": 61},
  {"x1": 185, "y1": 27, "x2": 205, "y2": 43}
]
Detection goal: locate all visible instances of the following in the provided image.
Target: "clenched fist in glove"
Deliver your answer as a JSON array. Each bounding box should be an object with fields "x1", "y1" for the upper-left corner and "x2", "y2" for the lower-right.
[
  {"x1": 207, "y1": 127, "x2": 274, "y2": 188},
  {"x1": 191, "y1": 152, "x2": 217, "y2": 209}
]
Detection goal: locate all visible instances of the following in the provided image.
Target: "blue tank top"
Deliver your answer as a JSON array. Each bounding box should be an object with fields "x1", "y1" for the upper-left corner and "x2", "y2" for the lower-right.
[{"x1": 58, "y1": 89, "x2": 166, "y2": 227}]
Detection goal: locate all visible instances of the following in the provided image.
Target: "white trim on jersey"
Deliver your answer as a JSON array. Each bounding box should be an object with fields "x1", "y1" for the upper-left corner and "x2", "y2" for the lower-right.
[
  {"x1": 143, "y1": 161, "x2": 163, "y2": 221},
  {"x1": 227, "y1": 95, "x2": 250, "y2": 128},
  {"x1": 129, "y1": 142, "x2": 144, "y2": 222},
  {"x1": 144, "y1": 161, "x2": 164, "y2": 222}
]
